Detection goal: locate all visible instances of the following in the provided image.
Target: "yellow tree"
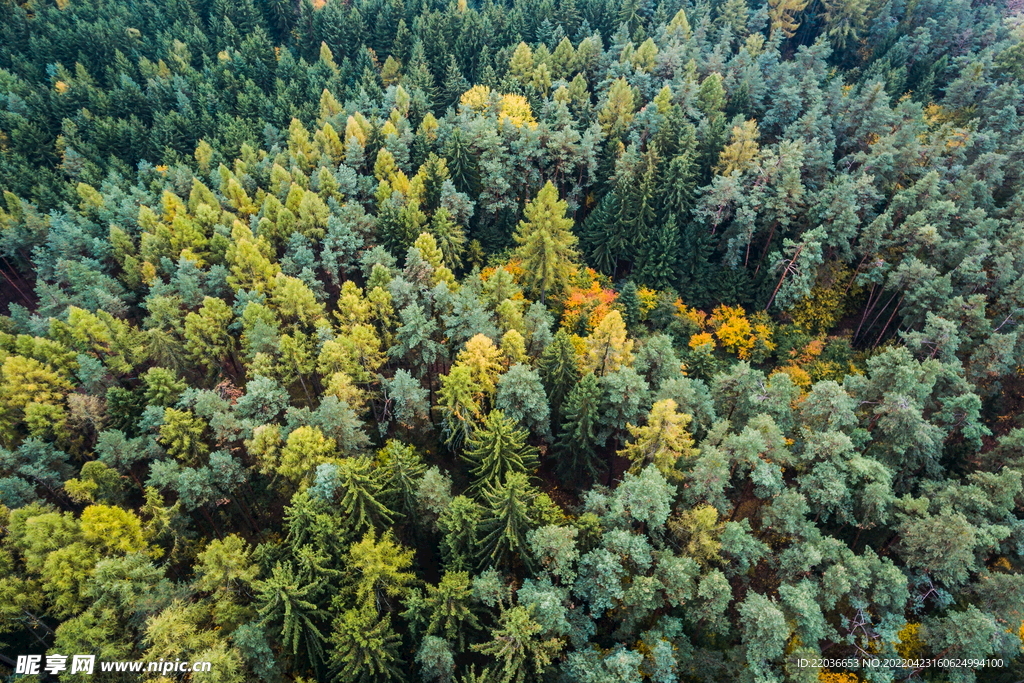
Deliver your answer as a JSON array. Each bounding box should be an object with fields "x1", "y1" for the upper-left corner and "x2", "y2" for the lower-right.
[
  {"x1": 584, "y1": 310, "x2": 634, "y2": 375},
  {"x1": 317, "y1": 324, "x2": 385, "y2": 384},
  {"x1": 768, "y1": 0, "x2": 809, "y2": 38},
  {"x1": 618, "y1": 399, "x2": 698, "y2": 479},
  {"x1": 512, "y1": 182, "x2": 579, "y2": 303},
  {"x1": 455, "y1": 334, "x2": 504, "y2": 397},
  {"x1": 225, "y1": 223, "x2": 280, "y2": 293},
  {"x1": 509, "y1": 42, "x2": 535, "y2": 83},
  {"x1": 279, "y1": 425, "x2": 338, "y2": 485},
  {"x1": 715, "y1": 120, "x2": 761, "y2": 176},
  {"x1": 598, "y1": 77, "x2": 635, "y2": 138}
]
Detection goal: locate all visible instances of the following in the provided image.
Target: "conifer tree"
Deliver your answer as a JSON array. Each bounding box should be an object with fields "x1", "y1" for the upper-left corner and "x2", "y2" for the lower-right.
[
  {"x1": 462, "y1": 411, "x2": 539, "y2": 494},
  {"x1": 496, "y1": 364, "x2": 551, "y2": 438},
  {"x1": 512, "y1": 182, "x2": 579, "y2": 303},
  {"x1": 429, "y1": 208, "x2": 467, "y2": 271},
  {"x1": 618, "y1": 399, "x2": 697, "y2": 481},
  {"x1": 539, "y1": 330, "x2": 582, "y2": 430},
  {"x1": 329, "y1": 607, "x2": 405, "y2": 683},
  {"x1": 403, "y1": 571, "x2": 483, "y2": 652},
  {"x1": 443, "y1": 128, "x2": 482, "y2": 199},
  {"x1": 585, "y1": 310, "x2": 634, "y2": 375},
  {"x1": 183, "y1": 297, "x2": 236, "y2": 376},
  {"x1": 477, "y1": 471, "x2": 538, "y2": 568},
  {"x1": 438, "y1": 365, "x2": 484, "y2": 449},
  {"x1": 378, "y1": 440, "x2": 427, "y2": 521},
  {"x1": 439, "y1": 495, "x2": 483, "y2": 571},
  {"x1": 345, "y1": 529, "x2": 416, "y2": 611},
  {"x1": 471, "y1": 604, "x2": 562, "y2": 683},
  {"x1": 768, "y1": 0, "x2": 809, "y2": 39},
  {"x1": 555, "y1": 373, "x2": 605, "y2": 487},
  {"x1": 255, "y1": 561, "x2": 327, "y2": 673},
  {"x1": 598, "y1": 77, "x2": 635, "y2": 138},
  {"x1": 334, "y1": 457, "x2": 394, "y2": 536}
]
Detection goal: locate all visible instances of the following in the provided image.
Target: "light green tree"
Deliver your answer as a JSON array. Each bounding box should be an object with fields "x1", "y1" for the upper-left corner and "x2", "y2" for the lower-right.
[
  {"x1": 471, "y1": 604, "x2": 562, "y2": 683},
  {"x1": 512, "y1": 182, "x2": 579, "y2": 303}
]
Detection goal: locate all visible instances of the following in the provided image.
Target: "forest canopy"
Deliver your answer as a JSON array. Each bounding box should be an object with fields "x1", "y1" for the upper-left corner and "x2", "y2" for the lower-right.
[{"x1": 2, "y1": 0, "x2": 1024, "y2": 681}]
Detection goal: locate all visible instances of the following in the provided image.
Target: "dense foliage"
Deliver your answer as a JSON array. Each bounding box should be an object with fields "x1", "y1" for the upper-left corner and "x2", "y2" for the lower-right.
[{"x1": 2, "y1": 0, "x2": 1024, "y2": 681}]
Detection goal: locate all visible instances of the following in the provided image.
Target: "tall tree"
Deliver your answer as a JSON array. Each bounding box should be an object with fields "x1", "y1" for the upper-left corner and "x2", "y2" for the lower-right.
[
  {"x1": 477, "y1": 471, "x2": 539, "y2": 568},
  {"x1": 512, "y1": 182, "x2": 580, "y2": 303},
  {"x1": 554, "y1": 373, "x2": 605, "y2": 488},
  {"x1": 462, "y1": 411, "x2": 539, "y2": 494},
  {"x1": 255, "y1": 562, "x2": 327, "y2": 674}
]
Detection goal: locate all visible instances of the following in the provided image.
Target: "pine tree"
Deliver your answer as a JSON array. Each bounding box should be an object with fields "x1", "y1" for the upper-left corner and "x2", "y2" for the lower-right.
[{"x1": 495, "y1": 364, "x2": 551, "y2": 438}]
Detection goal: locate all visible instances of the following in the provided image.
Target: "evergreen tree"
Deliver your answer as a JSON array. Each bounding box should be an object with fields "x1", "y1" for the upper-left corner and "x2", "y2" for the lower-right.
[
  {"x1": 1, "y1": 4, "x2": 1022, "y2": 682},
  {"x1": 255, "y1": 562, "x2": 328, "y2": 673},
  {"x1": 555, "y1": 373, "x2": 605, "y2": 488},
  {"x1": 495, "y1": 364, "x2": 551, "y2": 438},
  {"x1": 477, "y1": 471, "x2": 539, "y2": 568},
  {"x1": 462, "y1": 411, "x2": 539, "y2": 494},
  {"x1": 443, "y1": 128, "x2": 482, "y2": 199},
  {"x1": 403, "y1": 571, "x2": 483, "y2": 652},
  {"x1": 329, "y1": 607, "x2": 405, "y2": 683},
  {"x1": 539, "y1": 330, "x2": 582, "y2": 430},
  {"x1": 334, "y1": 458, "x2": 394, "y2": 536},
  {"x1": 471, "y1": 604, "x2": 562, "y2": 683}
]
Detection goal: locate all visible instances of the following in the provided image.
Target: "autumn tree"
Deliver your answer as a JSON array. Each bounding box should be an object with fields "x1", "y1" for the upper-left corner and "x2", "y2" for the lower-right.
[{"x1": 512, "y1": 182, "x2": 579, "y2": 303}]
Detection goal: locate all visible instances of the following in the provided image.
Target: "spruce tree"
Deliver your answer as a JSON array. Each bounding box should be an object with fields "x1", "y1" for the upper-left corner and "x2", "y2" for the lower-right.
[
  {"x1": 255, "y1": 562, "x2": 327, "y2": 673},
  {"x1": 555, "y1": 373, "x2": 605, "y2": 488},
  {"x1": 477, "y1": 471, "x2": 538, "y2": 568},
  {"x1": 539, "y1": 330, "x2": 582, "y2": 430},
  {"x1": 443, "y1": 128, "x2": 482, "y2": 199},
  {"x1": 329, "y1": 607, "x2": 405, "y2": 683},
  {"x1": 462, "y1": 411, "x2": 539, "y2": 494}
]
